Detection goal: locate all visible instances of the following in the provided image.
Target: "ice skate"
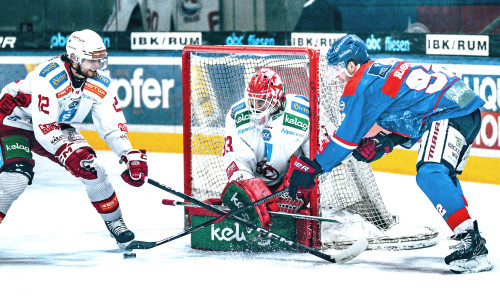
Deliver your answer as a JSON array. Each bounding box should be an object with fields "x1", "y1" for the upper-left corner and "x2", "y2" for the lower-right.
[
  {"x1": 105, "y1": 216, "x2": 135, "y2": 249},
  {"x1": 445, "y1": 221, "x2": 493, "y2": 274}
]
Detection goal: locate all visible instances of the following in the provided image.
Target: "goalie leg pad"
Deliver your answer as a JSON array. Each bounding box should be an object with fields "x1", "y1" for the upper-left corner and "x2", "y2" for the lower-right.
[{"x1": 221, "y1": 178, "x2": 276, "y2": 229}]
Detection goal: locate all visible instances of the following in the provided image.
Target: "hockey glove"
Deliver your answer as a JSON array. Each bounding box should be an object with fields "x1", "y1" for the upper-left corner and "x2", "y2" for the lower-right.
[
  {"x1": 56, "y1": 143, "x2": 97, "y2": 180},
  {"x1": 120, "y1": 149, "x2": 148, "y2": 187},
  {"x1": 221, "y1": 178, "x2": 279, "y2": 230},
  {"x1": 352, "y1": 132, "x2": 394, "y2": 163},
  {"x1": 287, "y1": 155, "x2": 323, "y2": 200}
]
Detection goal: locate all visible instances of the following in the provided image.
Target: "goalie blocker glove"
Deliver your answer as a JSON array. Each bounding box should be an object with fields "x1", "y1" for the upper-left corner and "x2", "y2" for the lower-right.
[
  {"x1": 287, "y1": 155, "x2": 323, "y2": 200},
  {"x1": 120, "y1": 149, "x2": 148, "y2": 187}
]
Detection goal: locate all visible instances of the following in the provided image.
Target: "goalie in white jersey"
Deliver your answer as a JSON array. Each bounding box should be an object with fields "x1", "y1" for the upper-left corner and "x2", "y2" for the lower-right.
[
  {"x1": 221, "y1": 68, "x2": 313, "y2": 230},
  {"x1": 0, "y1": 29, "x2": 148, "y2": 249}
]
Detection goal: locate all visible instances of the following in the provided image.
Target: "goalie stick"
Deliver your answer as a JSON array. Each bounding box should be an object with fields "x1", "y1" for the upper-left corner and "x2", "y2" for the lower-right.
[
  {"x1": 162, "y1": 199, "x2": 342, "y2": 224},
  {"x1": 147, "y1": 178, "x2": 368, "y2": 264}
]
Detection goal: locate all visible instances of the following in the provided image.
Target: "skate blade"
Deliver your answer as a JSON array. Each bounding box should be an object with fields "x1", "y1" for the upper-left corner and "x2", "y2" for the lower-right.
[{"x1": 449, "y1": 255, "x2": 494, "y2": 274}]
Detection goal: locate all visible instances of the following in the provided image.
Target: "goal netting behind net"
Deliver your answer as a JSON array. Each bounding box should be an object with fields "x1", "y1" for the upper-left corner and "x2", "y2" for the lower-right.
[{"x1": 182, "y1": 45, "x2": 437, "y2": 250}]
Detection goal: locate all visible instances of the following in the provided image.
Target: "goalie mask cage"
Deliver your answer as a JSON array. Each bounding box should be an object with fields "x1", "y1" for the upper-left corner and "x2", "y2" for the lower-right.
[{"x1": 182, "y1": 45, "x2": 437, "y2": 250}]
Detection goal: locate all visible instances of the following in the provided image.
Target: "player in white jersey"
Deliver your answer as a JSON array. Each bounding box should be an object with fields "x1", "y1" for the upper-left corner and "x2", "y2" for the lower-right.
[
  {"x1": 0, "y1": 29, "x2": 148, "y2": 249},
  {"x1": 221, "y1": 68, "x2": 313, "y2": 229}
]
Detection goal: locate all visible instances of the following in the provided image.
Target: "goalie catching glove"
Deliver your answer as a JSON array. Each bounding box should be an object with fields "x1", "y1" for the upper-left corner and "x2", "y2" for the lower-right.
[
  {"x1": 221, "y1": 178, "x2": 278, "y2": 230},
  {"x1": 287, "y1": 155, "x2": 323, "y2": 200},
  {"x1": 120, "y1": 149, "x2": 148, "y2": 187}
]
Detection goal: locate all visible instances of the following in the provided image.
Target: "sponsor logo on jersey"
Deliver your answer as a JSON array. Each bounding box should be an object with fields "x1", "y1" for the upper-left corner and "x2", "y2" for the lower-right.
[
  {"x1": 237, "y1": 127, "x2": 251, "y2": 135},
  {"x1": 2, "y1": 136, "x2": 31, "y2": 160},
  {"x1": 56, "y1": 84, "x2": 73, "y2": 99},
  {"x1": 230, "y1": 102, "x2": 246, "y2": 119},
  {"x1": 235, "y1": 111, "x2": 250, "y2": 127},
  {"x1": 225, "y1": 161, "x2": 239, "y2": 180},
  {"x1": 59, "y1": 100, "x2": 79, "y2": 123},
  {"x1": 38, "y1": 122, "x2": 60, "y2": 135},
  {"x1": 291, "y1": 101, "x2": 309, "y2": 116},
  {"x1": 49, "y1": 71, "x2": 68, "y2": 89},
  {"x1": 93, "y1": 73, "x2": 111, "y2": 87},
  {"x1": 83, "y1": 82, "x2": 107, "y2": 98},
  {"x1": 39, "y1": 62, "x2": 59, "y2": 78},
  {"x1": 283, "y1": 113, "x2": 308, "y2": 131},
  {"x1": 50, "y1": 134, "x2": 65, "y2": 145},
  {"x1": 262, "y1": 129, "x2": 271, "y2": 141},
  {"x1": 280, "y1": 128, "x2": 305, "y2": 138},
  {"x1": 118, "y1": 123, "x2": 128, "y2": 132}
]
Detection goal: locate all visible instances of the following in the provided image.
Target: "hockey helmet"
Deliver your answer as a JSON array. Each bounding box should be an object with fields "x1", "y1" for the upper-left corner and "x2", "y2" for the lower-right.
[
  {"x1": 326, "y1": 34, "x2": 370, "y2": 69},
  {"x1": 66, "y1": 29, "x2": 108, "y2": 70},
  {"x1": 246, "y1": 68, "x2": 285, "y2": 124}
]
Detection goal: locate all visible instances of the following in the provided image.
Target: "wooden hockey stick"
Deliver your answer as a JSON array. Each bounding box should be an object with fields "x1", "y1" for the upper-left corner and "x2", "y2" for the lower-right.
[
  {"x1": 147, "y1": 178, "x2": 368, "y2": 263},
  {"x1": 161, "y1": 198, "x2": 341, "y2": 224}
]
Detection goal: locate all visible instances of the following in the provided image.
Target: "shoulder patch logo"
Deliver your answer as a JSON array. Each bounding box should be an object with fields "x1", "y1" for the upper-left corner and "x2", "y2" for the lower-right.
[
  {"x1": 39, "y1": 62, "x2": 59, "y2": 78},
  {"x1": 93, "y1": 73, "x2": 111, "y2": 87},
  {"x1": 291, "y1": 101, "x2": 309, "y2": 116},
  {"x1": 230, "y1": 102, "x2": 246, "y2": 119},
  {"x1": 49, "y1": 71, "x2": 68, "y2": 89}
]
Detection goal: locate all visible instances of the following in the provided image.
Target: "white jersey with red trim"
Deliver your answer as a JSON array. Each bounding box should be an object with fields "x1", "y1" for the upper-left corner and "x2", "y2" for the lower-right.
[
  {"x1": 0, "y1": 56, "x2": 132, "y2": 156},
  {"x1": 222, "y1": 94, "x2": 310, "y2": 187}
]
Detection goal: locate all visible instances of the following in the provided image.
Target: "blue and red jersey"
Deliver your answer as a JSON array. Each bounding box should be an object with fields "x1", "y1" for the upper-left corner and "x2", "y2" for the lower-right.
[{"x1": 315, "y1": 57, "x2": 485, "y2": 172}]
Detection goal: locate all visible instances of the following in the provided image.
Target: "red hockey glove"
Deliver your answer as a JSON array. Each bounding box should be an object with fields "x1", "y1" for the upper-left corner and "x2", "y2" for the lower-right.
[
  {"x1": 121, "y1": 149, "x2": 148, "y2": 187},
  {"x1": 352, "y1": 132, "x2": 394, "y2": 163},
  {"x1": 287, "y1": 155, "x2": 323, "y2": 200},
  {"x1": 56, "y1": 143, "x2": 97, "y2": 180}
]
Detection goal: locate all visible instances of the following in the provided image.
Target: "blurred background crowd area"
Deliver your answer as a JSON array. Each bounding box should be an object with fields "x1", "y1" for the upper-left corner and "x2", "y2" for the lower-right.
[{"x1": 0, "y1": 0, "x2": 499, "y2": 34}]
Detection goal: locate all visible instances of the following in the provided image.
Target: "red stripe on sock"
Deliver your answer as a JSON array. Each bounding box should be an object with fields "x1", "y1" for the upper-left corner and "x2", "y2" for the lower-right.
[
  {"x1": 0, "y1": 212, "x2": 5, "y2": 223},
  {"x1": 92, "y1": 192, "x2": 120, "y2": 214},
  {"x1": 446, "y1": 207, "x2": 471, "y2": 231}
]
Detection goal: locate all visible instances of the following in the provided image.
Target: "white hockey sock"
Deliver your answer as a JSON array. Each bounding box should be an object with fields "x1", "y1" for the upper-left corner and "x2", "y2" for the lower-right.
[
  {"x1": 0, "y1": 172, "x2": 29, "y2": 219},
  {"x1": 453, "y1": 219, "x2": 474, "y2": 235}
]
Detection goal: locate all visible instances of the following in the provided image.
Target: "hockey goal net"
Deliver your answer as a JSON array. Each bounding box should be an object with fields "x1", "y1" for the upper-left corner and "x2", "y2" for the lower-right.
[{"x1": 182, "y1": 45, "x2": 437, "y2": 250}]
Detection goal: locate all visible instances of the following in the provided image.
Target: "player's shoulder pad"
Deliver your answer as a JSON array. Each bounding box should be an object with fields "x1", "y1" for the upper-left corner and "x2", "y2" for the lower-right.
[
  {"x1": 283, "y1": 94, "x2": 310, "y2": 118},
  {"x1": 228, "y1": 98, "x2": 248, "y2": 120},
  {"x1": 38, "y1": 58, "x2": 70, "y2": 90}
]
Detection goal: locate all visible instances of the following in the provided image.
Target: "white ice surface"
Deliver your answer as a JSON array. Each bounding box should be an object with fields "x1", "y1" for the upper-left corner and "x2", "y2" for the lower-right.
[{"x1": 0, "y1": 152, "x2": 497, "y2": 299}]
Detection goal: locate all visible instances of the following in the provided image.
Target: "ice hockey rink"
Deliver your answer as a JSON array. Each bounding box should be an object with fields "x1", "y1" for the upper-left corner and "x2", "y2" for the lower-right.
[{"x1": 0, "y1": 151, "x2": 497, "y2": 299}]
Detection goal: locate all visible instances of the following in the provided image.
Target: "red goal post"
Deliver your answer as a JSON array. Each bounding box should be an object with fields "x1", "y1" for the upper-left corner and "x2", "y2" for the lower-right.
[{"x1": 181, "y1": 45, "x2": 437, "y2": 250}]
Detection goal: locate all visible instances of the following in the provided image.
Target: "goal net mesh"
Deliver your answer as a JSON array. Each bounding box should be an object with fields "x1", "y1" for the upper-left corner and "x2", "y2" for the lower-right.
[{"x1": 183, "y1": 46, "x2": 436, "y2": 250}]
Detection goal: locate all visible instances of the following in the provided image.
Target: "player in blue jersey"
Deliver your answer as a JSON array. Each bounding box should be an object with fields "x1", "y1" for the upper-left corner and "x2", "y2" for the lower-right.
[{"x1": 287, "y1": 34, "x2": 492, "y2": 273}]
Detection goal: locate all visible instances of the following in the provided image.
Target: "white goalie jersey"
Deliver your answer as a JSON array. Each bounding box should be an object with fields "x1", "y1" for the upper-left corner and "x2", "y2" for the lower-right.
[
  {"x1": 0, "y1": 56, "x2": 132, "y2": 157},
  {"x1": 222, "y1": 94, "x2": 310, "y2": 187}
]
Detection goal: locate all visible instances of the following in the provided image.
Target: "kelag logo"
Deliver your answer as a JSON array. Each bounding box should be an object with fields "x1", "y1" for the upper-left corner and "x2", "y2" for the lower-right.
[{"x1": 50, "y1": 32, "x2": 110, "y2": 49}]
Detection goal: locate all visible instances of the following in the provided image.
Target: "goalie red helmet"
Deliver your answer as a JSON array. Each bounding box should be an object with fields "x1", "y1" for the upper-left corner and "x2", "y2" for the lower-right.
[{"x1": 246, "y1": 68, "x2": 285, "y2": 125}]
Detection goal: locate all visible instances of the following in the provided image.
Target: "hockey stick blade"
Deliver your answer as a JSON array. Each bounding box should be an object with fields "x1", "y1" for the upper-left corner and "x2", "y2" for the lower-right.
[
  {"x1": 149, "y1": 178, "x2": 367, "y2": 263},
  {"x1": 125, "y1": 240, "x2": 158, "y2": 250}
]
